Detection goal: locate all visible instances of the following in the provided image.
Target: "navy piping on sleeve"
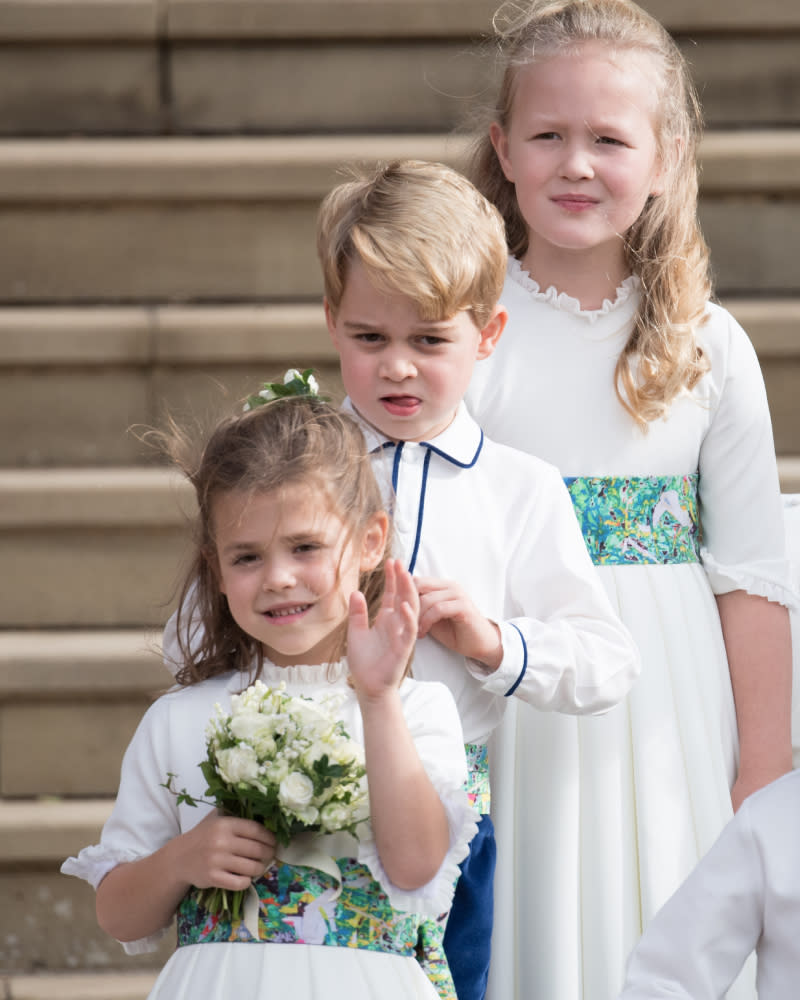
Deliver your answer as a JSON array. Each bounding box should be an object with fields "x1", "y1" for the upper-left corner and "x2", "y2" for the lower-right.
[{"x1": 504, "y1": 622, "x2": 528, "y2": 697}]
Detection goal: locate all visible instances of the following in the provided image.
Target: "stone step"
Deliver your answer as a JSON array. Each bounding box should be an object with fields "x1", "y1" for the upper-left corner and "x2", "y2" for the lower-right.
[
  {"x1": 0, "y1": 303, "x2": 341, "y2": 467},
  {"x1": 1, "y1": 973, "x2": 160, "y2": 1000},
  {"x1": 0, "y1": 469, "x2": 194, "y2": 628},
  {"x1": 0, "y1": 630, "x2": 174, "y2": 796},
  {"x1": 1, "y1": 132, "x2": 799, "y2": 305},
  {"x1": 0, "y1": 0, "x2": 797, "y2": 134},
  {"x1": 2, "y1": 452, "x2": 800, "y2": 633},
  {"x1": 0, "y1": 796, "x2": 174, "y2": 976},
  {"x1": 1, "y1": 297, "x2": 798, "y2": 467}
]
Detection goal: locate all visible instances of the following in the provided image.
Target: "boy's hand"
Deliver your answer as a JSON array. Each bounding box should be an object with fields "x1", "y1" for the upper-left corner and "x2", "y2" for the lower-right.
[
  {"x1": 348, "y1": 559, "x2": 419, "y2": 700},
  {"x1": 414, "y1": 576, "x2": 503, "y2": 671}
]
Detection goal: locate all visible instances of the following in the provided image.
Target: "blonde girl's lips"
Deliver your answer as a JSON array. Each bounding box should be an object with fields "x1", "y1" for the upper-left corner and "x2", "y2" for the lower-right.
[
  {"x1": 553, "y1": 195, "x2": 597, "y2": 211},
  {"x1": 381, "y1": 396, "x2": 421, "y2": 417}
]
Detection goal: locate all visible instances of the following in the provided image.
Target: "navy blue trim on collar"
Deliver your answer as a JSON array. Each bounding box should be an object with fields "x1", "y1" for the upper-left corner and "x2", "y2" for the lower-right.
[
  {"x1": 407, "y1": 448, "x2": 432, "y2": 574},
  {"x1": 504, "y1": 623, "x2": 528, "y2": 697},
  {"x1": 421, "y1": 429, "x2": 484, "y2": 469}
]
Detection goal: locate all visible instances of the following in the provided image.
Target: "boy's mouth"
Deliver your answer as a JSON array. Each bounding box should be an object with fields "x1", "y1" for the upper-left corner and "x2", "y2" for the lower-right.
[{"x1": 380, "y1": 395, "x2": 421, "y2": 416}]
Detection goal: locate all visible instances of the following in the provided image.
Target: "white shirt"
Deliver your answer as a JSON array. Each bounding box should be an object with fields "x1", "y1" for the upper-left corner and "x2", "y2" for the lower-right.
[
  {"x1": 619, "y1": 769, "x2": 800, "y2": 1000},
  {"x1": 345, "y1": 399, "x2": 640, "y2": 745}
]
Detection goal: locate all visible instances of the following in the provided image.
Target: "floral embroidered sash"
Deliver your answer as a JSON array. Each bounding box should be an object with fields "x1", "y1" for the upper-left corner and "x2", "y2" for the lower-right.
[
  {"x1": 463, "y1": 742, "x2": 490, "y2": 815},
  {"x1": 177, "y1": 858, "x2": 455, "y2": 999},
  {"x1": 565, "y1": 474, "x2": 701, "y2": 565}
]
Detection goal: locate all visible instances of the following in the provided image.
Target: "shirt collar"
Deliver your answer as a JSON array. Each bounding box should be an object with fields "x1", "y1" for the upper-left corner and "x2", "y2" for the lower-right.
[{"x1": 341, "y1": 398, "x2": 484, "y2": 468}]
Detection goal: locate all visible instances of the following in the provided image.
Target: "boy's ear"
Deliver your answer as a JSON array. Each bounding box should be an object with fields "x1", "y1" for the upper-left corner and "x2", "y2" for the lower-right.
[
  {"x1": 359, "y1": 511, "x2": 389, "y2": 572},
  {"x1": 490, "y1": 122, "x2": 514, "y2": 183},
  {"x1": 476, "y1": 304, "x2": 507, "y2": 361}
]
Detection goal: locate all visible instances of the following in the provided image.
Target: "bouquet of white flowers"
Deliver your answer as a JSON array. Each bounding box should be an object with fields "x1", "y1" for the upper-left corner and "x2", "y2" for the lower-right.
[{"x1": 164, "y1": 679, "x2": 369, "y2": 921}]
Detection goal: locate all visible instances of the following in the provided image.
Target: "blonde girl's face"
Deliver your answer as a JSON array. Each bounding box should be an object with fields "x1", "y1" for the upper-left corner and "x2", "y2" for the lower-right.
[
  {"x1": 491, "y1": 42, "x2": 665, "y2": 273},
  {"x1": 214, "y1": 484, "x2": 387, "y2": 667}
]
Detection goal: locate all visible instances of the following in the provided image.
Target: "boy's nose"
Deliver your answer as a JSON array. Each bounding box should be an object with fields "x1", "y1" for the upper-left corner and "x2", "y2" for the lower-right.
[{"x1": 378, "y1": 353, "x2": 416, "y2": 381}]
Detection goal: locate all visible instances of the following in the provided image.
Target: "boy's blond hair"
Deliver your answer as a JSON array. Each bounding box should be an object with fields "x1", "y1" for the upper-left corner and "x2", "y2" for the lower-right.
[{"x1": 317, "y1": 159, "x2": 507, "y2": 329}]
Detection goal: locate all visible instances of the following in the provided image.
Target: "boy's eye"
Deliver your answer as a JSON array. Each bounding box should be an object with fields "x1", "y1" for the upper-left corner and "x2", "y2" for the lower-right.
[
  {"x1": 597, "y1": 135, "x2": 625, "y2": 146},
  {"x1": 354, "y1": 332, "x2": 384, "y2": 344},
  {"x1": 418, "y1": 335, "x2": 447, "y2": 347},
  {"x1": 533, "y1": 131, "x2": 560, "y2": 141}
]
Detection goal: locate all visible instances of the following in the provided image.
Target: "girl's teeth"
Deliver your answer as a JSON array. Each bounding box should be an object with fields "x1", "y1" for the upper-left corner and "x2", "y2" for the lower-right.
[{"x1": 268, "y1": 605, "x2": 307, "y2": 617}]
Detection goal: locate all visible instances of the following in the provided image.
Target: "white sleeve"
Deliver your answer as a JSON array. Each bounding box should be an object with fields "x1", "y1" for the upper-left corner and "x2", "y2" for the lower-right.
[
  {"x1": 698, "y1": 309, "x2": 797, "y2": 609},
  {"x1": 357, "y1": 680, "x2": 479, "y2": 916},
  {"x1": 619, "y1": 802, "x2": 763, "y2": 999},
  {"x1": 466, "y1": 466, "x2": 641, "y2": 714},
  {"x1": 60, "y1": 696, "x2": 194, "y2": 954}
]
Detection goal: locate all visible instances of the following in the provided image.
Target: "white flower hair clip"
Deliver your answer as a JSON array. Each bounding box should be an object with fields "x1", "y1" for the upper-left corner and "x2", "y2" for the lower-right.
[{"x1": 243, "y1": 368, "x2": 324, "y2": 412}]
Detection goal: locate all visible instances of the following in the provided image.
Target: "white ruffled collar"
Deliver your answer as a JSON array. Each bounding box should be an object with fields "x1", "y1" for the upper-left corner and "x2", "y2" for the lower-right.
[{"x1": 508, "y1": 257, "x2": 640, "y2": 323}]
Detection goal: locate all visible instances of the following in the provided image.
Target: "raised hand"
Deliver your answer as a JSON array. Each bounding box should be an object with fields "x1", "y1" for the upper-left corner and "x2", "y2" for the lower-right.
[
  {"x1": 415, "y1": 575, "x2": 503, "y2": 670},
  {"x1": 347, "y1": 558, "x2": 420, "y2": 700}
]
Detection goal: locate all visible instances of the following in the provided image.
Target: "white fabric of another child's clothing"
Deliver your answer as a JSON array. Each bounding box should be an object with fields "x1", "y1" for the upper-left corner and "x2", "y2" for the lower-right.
[{"x1": 619, "y1": 769, "x2": 800, "y2": 1000}]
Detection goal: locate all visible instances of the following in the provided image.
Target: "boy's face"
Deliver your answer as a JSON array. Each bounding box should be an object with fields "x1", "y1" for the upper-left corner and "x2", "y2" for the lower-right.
[{"x1": 326, "y1": 260, "x2": 505, "y2": 442}]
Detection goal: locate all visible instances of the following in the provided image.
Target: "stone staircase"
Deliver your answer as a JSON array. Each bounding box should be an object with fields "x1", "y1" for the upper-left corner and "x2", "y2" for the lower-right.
[{"x1": 1, "y1": 1, "x2": 798, "y2": 996}]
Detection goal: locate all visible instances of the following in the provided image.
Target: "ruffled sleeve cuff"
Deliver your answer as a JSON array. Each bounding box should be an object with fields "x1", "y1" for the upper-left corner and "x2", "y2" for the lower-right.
[
  {"x1": 61, "y1": 847, "x2": 172, "y2": 955},
  {"x1": 356, "y1": 767, "x2": 479, "y2": 918},
  {"x1": 700, "y1": 547, "x2": 800, "y2": 612}
]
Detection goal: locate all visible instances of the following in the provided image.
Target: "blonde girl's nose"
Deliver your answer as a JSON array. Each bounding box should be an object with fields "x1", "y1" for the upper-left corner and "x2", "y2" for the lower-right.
[{"x1": 560, "y1": 141, "x2": 594, "y2": 179}]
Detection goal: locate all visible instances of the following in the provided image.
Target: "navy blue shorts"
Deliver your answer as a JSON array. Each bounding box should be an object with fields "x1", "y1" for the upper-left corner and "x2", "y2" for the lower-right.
[{"x1": 443, "y1": 813, "x2": 496, "y2": 1000}]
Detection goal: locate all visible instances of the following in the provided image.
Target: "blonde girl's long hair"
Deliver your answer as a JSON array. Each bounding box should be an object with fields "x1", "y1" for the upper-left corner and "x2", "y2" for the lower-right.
[
  {"x1": 468, "y1": 0, "x2": 712, "y2": 427},
  {"x1": 165, "y1": 397, "x2": 387, "y2": 686}
]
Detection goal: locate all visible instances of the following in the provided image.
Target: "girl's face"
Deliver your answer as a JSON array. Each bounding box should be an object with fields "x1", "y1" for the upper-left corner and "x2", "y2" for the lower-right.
[
  {"x1": 214, "y1": 483, "x2": 387, "y2": 667},
  {"x1": 491, "y1": 42, "x2": 665, "y2": 273}
]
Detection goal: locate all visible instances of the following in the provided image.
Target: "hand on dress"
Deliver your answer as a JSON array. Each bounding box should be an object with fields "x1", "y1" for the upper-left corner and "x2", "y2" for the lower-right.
[
  {"x1": 414, "y1": 575, "x2": 503, "y2": 671},
  {"x1": 174, "y1": 810, "x2": 276, "y2": 891},
  {"x1": 347, "y1": 558, "x2": 419, "y2": 701}
]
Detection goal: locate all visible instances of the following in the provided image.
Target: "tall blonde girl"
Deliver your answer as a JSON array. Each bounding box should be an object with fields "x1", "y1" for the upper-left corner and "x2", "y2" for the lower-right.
[{"x1": 464, "y1": 2, "x2": 797, "y2": 998}]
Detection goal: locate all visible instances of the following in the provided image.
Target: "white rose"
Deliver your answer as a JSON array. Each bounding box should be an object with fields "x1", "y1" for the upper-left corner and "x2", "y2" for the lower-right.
[
  {"x1": 283, "y1": 369, "x2": 301, "y2": 384},
  {"x1": 263, "y1": 758, "x2": 291, "y2": 784},
  {"x1": 319, "y1": 801, "x2": 353, "y2": 832},
  {"x1": 229, "y1": 712, "x2": 277, "y2": 756},
  {"x1": 300, "y1": 737, "x2": 334, "y2": 769},
  {"x1": 216, "y1": 744, "x2": 260, "y2": 786},
  {"x1": 288, "y1": 698, "x2": 332, "y2": 735},
  {"x1": 279, "y1": 771, "x2": 315, "y2": 812},
  {"x1": 293, "y1": 805, "x2": 320, "y2": 825}
]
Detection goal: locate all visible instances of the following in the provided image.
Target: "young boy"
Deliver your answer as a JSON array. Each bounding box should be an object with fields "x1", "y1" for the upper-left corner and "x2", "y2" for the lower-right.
[{"x1": 315, "y1": 159, "x2": 640, "y2": 1000}]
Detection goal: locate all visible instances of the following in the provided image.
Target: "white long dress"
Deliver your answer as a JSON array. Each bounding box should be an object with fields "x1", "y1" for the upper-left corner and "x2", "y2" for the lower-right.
[
  {"x1": 62, "y1": 661, "x2": 478, "y2": 1000},
  {"x1": 465, "y1": 260, "x2": 797, "y2": 1000}
]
